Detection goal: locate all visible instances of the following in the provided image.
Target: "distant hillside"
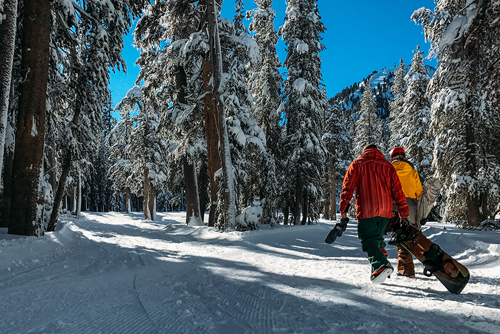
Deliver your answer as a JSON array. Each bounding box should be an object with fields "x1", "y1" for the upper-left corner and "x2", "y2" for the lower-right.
[{"x1": 329, "y1": 65, "x2": 436, "y2": 119}]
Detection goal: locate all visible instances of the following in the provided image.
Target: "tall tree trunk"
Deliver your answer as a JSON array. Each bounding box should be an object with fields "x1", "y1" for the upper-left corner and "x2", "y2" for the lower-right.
[
  {"x1": 283, "y1": 206, "x2": 289, "y2": 225},
  {"x1": 301, "y1": 192, "x2": 308, "y2": 225},
  {"x1": 200, "y1": 0, "x2": 225, "y2": 227},
  {"x1": 324, "y1": 200, "x2": 330, "y2": 220},
  {"x1": 209, "y1": 0, "x2": 235, "y2": 231},
  {"x1": 184, "y1": 155, "x2": 202, "y2": 226},
  {"x1": 9, "y1": 0, "x2": 51, "y2": 236},
  {"x1": 142, "y1": 167, "x2": 151, "y2": 220},
  {"x1": 330, "y1": 164, "x2": 336, "y2": 220},
  {"x1": 175, "y1": 64, "x2": 202, "y2": 226},
  {"x1": 125, "y1": 187, "x2": 131, "y2": 213},
  {"x1": 76, "y1": 171, "x2": 81, "y2": 218},
  {"x1": 1, "y1": 148, "x2": 14, "y2": 228},
  {"x1": 149, "y1": 184, "x2": 156, "y2": 221},
  {"x1": 0, "y1": 0, "x2": 18, "y2": 183},
  {"x1": 72, "y1": 187, "x2": 77, "y2": 214},
  {"x1": 293, "y1": 171, "x2": 302, "y2": 225},
  {"x1": 198, "y1": 160, "x2": 209, "y2": 223}
]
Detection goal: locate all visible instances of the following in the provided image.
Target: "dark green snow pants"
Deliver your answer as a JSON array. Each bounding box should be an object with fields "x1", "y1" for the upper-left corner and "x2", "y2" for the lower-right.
[{"x1": 357, "y1": 216, "x2": 389, "y2": 272}]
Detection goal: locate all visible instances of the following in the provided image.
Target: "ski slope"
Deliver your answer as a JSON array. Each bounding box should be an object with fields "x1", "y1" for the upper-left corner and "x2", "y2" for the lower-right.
[{"x1": 1, "y1": 212, "x2": 499, "y2": 334}]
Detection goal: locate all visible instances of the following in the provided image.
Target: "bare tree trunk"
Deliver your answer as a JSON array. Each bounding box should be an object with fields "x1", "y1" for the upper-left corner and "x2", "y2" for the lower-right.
[
  {"x1": 76, "y1": 171, "x2": 81, "y2": 218},
  {"x1": 0, "y1": 0, "x2": 18, "y2": 183},
  {"x1": 301, "y1": 192, "x2": 308, "y2": 225},
  {"x1": 283, "y1": 206, "x2": 289, "y2": 225},
  {"x1": 125, "y1": 188, "x2": 131, "y2": 213},
  {"x1": 174, "y1": 63, "x2": 202, "y2": 226},
  {"x1": 142, "y1": 167, "x2": 151, "y2": 220},
  {"x1": 210, "y1": 0, "x2": 235, "y2": 231},
  {"x1": 324, "y1": 200, "x2": 330, "y2": 220},
  {"x1": 198, "y1": 160, "x2": 209, "y2": 223},
  {"x1": 1, "y1": 147, "x2": 14, "y2": 228},
  {"x1": 72, "y1": 187, "x2": 77, "y2": 214},
  {"x1": 9, "y1": 0, "x2": 51, "y2": 236},
  {"x1": 330, "y1": 165, "x2": 336, "y2": 220},
  {"x1": 149, "y1": 184, "x2": 156, "y2": 221},
  {"x1": 293, "y1": 172, "x2": 302, "y2": 225},
  {"x1": 200, "y1": 0, "x2": 223, "y2": 227},
  {"x1": 184, "y1": 155, "x2": 202, "y2": 226}
]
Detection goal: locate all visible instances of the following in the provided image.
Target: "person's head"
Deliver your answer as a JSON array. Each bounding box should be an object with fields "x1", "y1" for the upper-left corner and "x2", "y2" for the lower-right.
[
  {"x1": 389, "y1": 147, "x2": 405, "y2": 161},
  {"x1": 363, "y1": 143, "x2": 378, "y2": 151}
]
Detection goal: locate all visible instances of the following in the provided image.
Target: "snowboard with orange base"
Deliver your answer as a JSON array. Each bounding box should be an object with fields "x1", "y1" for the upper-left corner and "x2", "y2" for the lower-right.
[{"x1": 386, "y1": 178, "x2": 470, "y2": 294}]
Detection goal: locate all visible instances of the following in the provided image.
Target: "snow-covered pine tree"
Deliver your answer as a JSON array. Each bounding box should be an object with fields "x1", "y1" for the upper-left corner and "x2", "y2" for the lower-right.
[
  {"x1": 109, "y1": 89, "x2": 137, "y2": 214},
  {"x1": 84, "y1": 97, "x2": 117, "y2": 212},
  {"x1": 398, "y1": 46, "x2": 433, "y2": 180},
  {"x1": 216, "y1": 7, "x2": 272, "y2": 230},
  {"x1": 279, "y1": 0, "x2": 328, "y2": 225},
  {"x1": 247, "y1": 0, "x2": 283, "y2": 158},
  {"x1": 354, "y1": 82, "x2": 384, "y2": 157},
  {"x1": 127, "y1": 97, "x2": 168, "y2": 221},
  {"x1": 322, "y1": 104, "x2": 350, "y2": 220},
  {"x1": 134, "y1": 0, "x2": 206, "y2": 226},
  {"x1": 413, "y1": 0, "x2": 500, "y2": 226},
  {"x1": 389, "y1": 59, "x2": 406, "y2": 148}
]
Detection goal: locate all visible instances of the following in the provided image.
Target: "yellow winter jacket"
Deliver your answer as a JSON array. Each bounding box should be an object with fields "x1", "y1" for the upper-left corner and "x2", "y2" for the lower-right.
[{"x1": 392, "y1": 160, "x2": 423, "y2": 200}]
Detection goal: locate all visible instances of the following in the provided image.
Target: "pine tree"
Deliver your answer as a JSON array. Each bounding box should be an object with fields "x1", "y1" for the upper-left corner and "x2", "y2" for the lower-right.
[
  {"x1": 389, "y1": 59, "x2": 406, "y2": 148},
  {"x1": 109, "y1": 89, "x2": 137, "y2": 213},
  {"x1": 354, "y1": 82, "x2": 384, "y2": 157},
  {"x1": 127, "y1": 98, "x2": 167, "y2": 221},
  {"x1": 215, "y1": 8, "x2": 272, "y2": 230},
  {"x1": 322, "y1": 105, "x2": 350, "y2": 219},
  {"x1": 134, "y1": 0, "x2": 206, "y2": 225},
  {"x1": 279, "y1": 0, "x2": 328, "y2": 225},
  {"x1": 413, "y1": 0, "x2": 500, "y2": 226},
  {"x1": 248, "y1": 0, "x2": 283, "y2": 158},
  {"x1": 399, "y1": 46, "x2": 433, "y2": 180}
]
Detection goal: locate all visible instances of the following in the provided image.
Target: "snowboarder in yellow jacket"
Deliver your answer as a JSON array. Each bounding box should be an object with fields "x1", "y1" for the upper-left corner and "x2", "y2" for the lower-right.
[{"x1": 389, "y1": 147, "x2": 423, "y2": 278}]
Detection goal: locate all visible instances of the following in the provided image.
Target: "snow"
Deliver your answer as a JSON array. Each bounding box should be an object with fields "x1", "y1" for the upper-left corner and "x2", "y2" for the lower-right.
[
  {"x1": 125, "y1": 86, "x2": 142, "y2": 99},
  {"x1": 1, "y1": 212, "x2": 500, "y2": 333},
  {"x1": 293, "y1": 78, "x2": 309, "y2": 94},
  {"x1": 31, "y1": 116, "x2": 37, "y2": 136}
]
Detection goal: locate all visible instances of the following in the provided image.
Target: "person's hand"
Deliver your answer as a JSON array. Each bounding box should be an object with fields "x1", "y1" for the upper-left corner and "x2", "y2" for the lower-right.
[
  {"x1": 399, "y1": 216, "x2": 410, "y2": 224},
  {"x1": 341, "y1": 211, "x2": 347, "y2": 219}
]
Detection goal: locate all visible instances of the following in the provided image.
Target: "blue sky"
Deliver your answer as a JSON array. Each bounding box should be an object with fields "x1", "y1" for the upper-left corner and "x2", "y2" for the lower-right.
[{"x1": 109, "y1": 0, "x2": 437, "y2": 108}]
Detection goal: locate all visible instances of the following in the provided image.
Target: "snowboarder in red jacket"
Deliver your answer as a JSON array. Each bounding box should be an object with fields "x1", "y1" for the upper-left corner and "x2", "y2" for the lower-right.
[{"x1": 339, "y1": 144, "x2": 410, "y2": 284}]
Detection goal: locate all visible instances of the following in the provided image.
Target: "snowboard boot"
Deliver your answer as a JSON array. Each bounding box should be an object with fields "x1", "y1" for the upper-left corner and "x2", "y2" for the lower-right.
[{"x1": 371, "y1": 263, "x2": 394, "y2": 285}]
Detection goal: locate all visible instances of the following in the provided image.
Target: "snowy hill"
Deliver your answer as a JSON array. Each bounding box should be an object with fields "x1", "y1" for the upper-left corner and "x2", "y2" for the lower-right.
[
  {"x1": 1, "y1": 212, "x2": 499, "y2": 333},
  {"x1": 329, "y1": 65, "x2": 436, "y2": 119}
]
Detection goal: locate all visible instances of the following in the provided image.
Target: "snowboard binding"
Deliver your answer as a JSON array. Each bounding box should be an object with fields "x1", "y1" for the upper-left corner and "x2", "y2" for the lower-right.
[
  {"x1": 388, "y1": 219, "x2": 419, "y2": 246},
  {"x1": 422, "y1": 243, "x2": 445, "y2": 277},
  {"x1": 325, "y1": 217, "x2": 349, "y2": 244}
]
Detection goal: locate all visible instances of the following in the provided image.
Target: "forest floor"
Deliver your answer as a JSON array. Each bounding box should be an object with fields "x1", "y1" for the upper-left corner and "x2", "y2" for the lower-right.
[{"x1": 1, "y1": 212, "x2": 499, "y2": 333}]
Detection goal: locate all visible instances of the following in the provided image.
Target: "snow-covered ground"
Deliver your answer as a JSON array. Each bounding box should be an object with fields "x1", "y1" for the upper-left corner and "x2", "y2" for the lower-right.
[{"x1": 1, "y1": 212, "x2": 499, "y2": 334}]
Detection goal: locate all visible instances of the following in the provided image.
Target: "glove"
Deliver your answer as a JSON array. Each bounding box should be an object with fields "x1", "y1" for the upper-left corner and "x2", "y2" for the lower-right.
[{"x1": 400, "y1": 216, "x2": 421, "y2": 230}]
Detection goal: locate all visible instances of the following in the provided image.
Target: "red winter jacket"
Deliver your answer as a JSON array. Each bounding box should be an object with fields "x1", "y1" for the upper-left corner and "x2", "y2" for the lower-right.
[{"x1": 339, "y1": 147, "x2": 409, "y2": 219}]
